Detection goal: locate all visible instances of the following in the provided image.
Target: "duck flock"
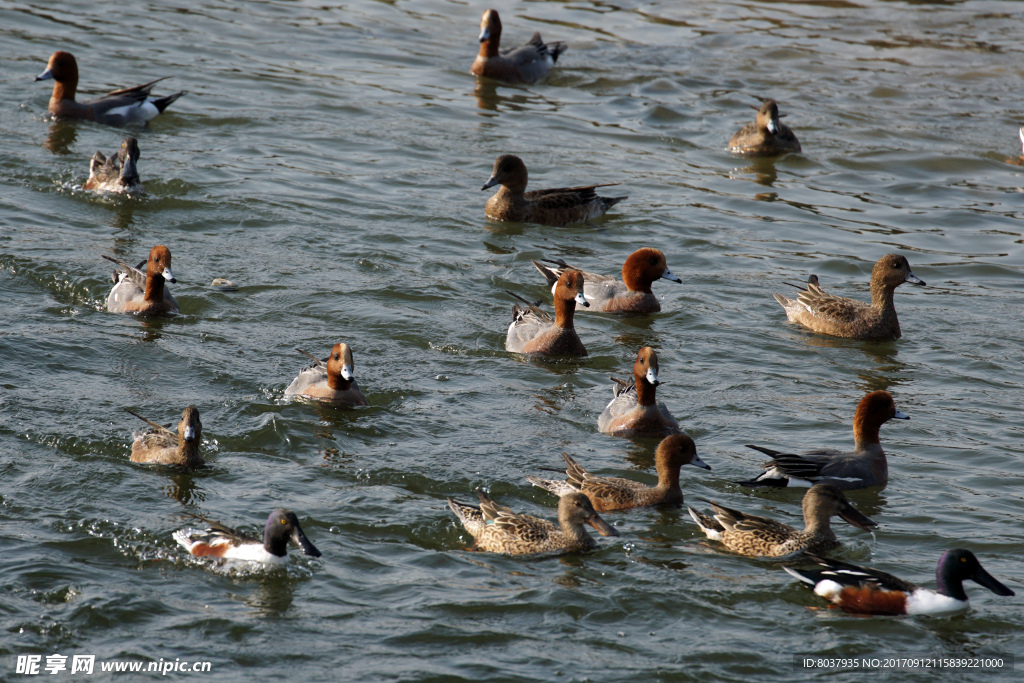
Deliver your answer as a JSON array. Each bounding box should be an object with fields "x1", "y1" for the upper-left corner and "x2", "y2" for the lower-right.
[{"x1": 31, "y1": 7, "x2": 1016, "y2": 620}]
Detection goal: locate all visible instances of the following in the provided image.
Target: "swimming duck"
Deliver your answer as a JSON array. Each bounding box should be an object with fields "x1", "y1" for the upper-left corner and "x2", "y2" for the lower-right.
[
  {"x1": 36, "y1": 51, "x2": 184, "y2": 126},
  {"x1": 471, "y1": 9, "x2": 566, "y2": 85},
  {"x1": 174, "y1": 509, "x2": 322, "y2": 565},
  {"x1": 125, "y1": 406, "x2": 203, "y2": 467},
  {"x1": 729, "y1": 99, "x2": 801, "y2": 156},
  {"x1": 598, "y1": 347, "x2": 680, "y2": 436},
  {"x1": 482, "y1": 155, "x2": 627, "y2": 226},
  {"x1": 526, "y1": 434, "x2": 710, "y2": 511},
  {"x1": 687, "y1": 483, "x2": 876, "y2": 559},
  {"x1": 284, "y1": 344, "x2": 368, "y2": 406},
  {"x1": 505, "y1": 269, "x2": 588, "y2": 356},
  {"x1": 532, "y1": 248, "x2": 682, "y2": 314},
  {"x1": 772, "y1": 254, "x2": 925, "y2": 341},
  {"x1": 785, "y1": 549, "x2": 1015, "y2": 615},
  {"x1": 738, "y1": 390, "x2": 908, "y2": 490},
  {"x1": 448, "y1": 490, "x2": 619, "y2": 555},
  {"x1": 84, "y1": 136, "x2": 142, "y2": 193},
  {"x1": 104, "y1": 245, "x2": 179, "y2": 315}
]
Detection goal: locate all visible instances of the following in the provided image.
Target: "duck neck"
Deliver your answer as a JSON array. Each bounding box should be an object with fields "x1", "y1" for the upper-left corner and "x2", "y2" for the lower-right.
[
  {"x1": 327, "y1": 373, "x2": 353, "y2": 391},
  {"x1": 656, "y1": 460, "x2": 681, "y2": 492},
  {"x1": 51, "y1": 79, "x2": 75, "y2": 103},
  {"x1": 552, "y1": 295, "x2": 576, "y2": 330},
  {"x1": 143, "y1": 273, "x2": 165, "y2": 303},
  {"x1": 801, "y1": 506, "x2": 833, "y2": 536},
  {"x1": 852, "y1": 412, "x2": 881, "y2": 451},
  {"x1": 559, "y1": 517, "x2": 593, "y2": 547},
  {"x1": 870, "y1": 280, "x2": 896, "y2": 311},
  {"x1": 635, "y1": 375, "x2": 657, "y2": 407},
  {"x1": 479, "y1": 38, "x2": 499, "y2": 59},
  {"x1": 176, "y1": 438, "x2": 201, "y2": 466},
  {"x1": 935, "y1": 570, "x2": 968, "y2": 601}
]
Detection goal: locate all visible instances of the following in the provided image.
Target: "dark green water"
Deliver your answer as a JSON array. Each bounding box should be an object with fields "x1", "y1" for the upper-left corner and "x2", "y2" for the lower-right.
[{"x1": 1, "y1": 0, "x2": 1022, "y2": 681}]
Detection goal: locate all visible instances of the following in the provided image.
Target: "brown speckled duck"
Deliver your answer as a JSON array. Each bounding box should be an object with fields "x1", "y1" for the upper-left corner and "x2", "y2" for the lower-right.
[
  {"x1": 505, "y1": 269, "x2": 588, "y2": 356},
  {"x1": 729, "y1": 99, "x2": 801, "y2": 156},
  {"x1": 448, "y1": 490, "x2": 619, "y2": 555},
  {"x1": 598, "y1": 347, "x2": 680, "y2": 436},
  {"x1": 526, "y1": 434, "x2": 710, "y2": 511},
  {"x1": 688, "y1": 483, "x2": 877, "y2": 559},
  {"x1": 470, "y1": 9, "x2": 566, "y2": 85},
  {"x1": 482, "y1": 155, "x2": 627, "y2": 226},
  {"x1": 531, "y1": 248, "x2": 682, "y2": 314},
  {"x1": 772, "y1": 254, "x2": 925, "y2": 341},
  {"x1": 126, "y1": 406, "x2": 203, "y2": 467},
  {"x1": 85, "y1": 136, "x2": 143, "y2": 193}
]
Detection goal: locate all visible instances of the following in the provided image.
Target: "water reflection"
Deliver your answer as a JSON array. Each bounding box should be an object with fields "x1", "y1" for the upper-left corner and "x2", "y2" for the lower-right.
[
  {"x1": 43, "y1": 121, "x2": 77, "y2": 155},
  {"x1": 472, "y1": 80, "x2": 532, "y2": 113},
  {"x1": 730, "y1": 156, "x2": 779, "y2": 187},
  {"x1": 245, "y1": 578, "x2": 296, "y2": 616},
  {"x1": 164, "y1": 471, "x2": 205, "y2": 506}
]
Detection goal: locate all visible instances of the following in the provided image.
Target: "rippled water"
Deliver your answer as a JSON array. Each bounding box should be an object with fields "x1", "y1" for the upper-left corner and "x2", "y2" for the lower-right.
[{"x1": 2, "y1": 0, "x2": 1023, "y2": 681}]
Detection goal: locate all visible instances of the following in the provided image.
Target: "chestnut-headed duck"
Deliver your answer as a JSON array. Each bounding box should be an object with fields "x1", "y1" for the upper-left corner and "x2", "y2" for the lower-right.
[
  {"x1": 284, "y1": 344, "x2": 368, "y2": 406},
  {"x1": 125, "y1": 406, "x2": 203, "y2": 468},
  {"x1": 785, "y1": 549, "x2": 1015, "y2": 616},
  {"x1": 174, "y1": 509, "x2": 322, "y2": 565},
  {"x1": 532, "y1": 248, "x2": 682, "y2": 314},
  {"x1": 729, "y1": 99, "x2": 801, "y2": 156},
  {"x1": 84, "y1": 136, "x2": 142, "y2": 193},
  {"x1": 688, "y1": 483, "x2": 876, "y2": 559},
  {"x1": 104, "y1": 245, "x2": 179, "y2": 315},
  {"x1": 482, "y1": 155, "x2": 627, "y2": 227},
  {"x1": 773, "y1": 254, "x2": 925, "y2": 341},
  {"x1": 738, "y1": 390, "x2": 909, "y2": 490},
  {"x1": 598, "y1": 347, "x2": 680, "y2": 437},
  {"x1": 448, "y1": 490, "x2": 619, "y2": 555},
  {"x1": 1006, "y1": 126, "x2": 1024, "y2": 166},
  {"x1": 505, "y1": 269, "x2": 588, "y2": 356},
  {"x1": 471, "y1": 9, "x2": 566, "y2": 85},
  {"x1": 36, "y1": 51, "x2": 184, "y2": 126},
  {"x1": 527, "y1": 434, "x2": 710, "y2": 512}
]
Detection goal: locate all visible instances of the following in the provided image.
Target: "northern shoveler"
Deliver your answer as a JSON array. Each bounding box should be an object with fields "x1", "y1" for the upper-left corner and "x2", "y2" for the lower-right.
[
  {"x1": 84, "y1": 136, "x2": 143, "y2": 193},
  {"x1": 174, "y1": 509, "x2": 322, "y2": 565},
  {"x1": 738, "y1": 390, "x2": 908, "y2": 490},
  {"x1": 784, "y1": 549, "x2": 1015, "y2": 615},
  {"x1": 687, "y1": 483, "x2": 876, "y2": 559},
  {"x1": 126, "y1": 406, "x2": 203, "y2": 467},
  {"x1": 526, "y1": 434, "x2": 710, "y2": 511},
  {"x1": 448, "y1": 490, "x2": 619, "y2": 555}
]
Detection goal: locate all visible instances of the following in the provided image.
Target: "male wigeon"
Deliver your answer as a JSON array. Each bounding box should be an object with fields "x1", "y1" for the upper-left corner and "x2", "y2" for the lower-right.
[
  {"x1": 36, "y1": 51, "x2": 184, "y2": 126},
  {"x1": 688, "y1": 483, "x2": 876, "y2": 559},
  {"x1": 532, "y1": 248, "x2": 682, "y2": 314},
  {"x1": 526, "y1": 434, "x2": 710, "y2": 511},
  {"x1": 470, "y1": 9, "x2": 566, "y2": 85},
  {"x1": 729, "y1": 99, "x2": 801, "y2": 156},
  {"x1": 448, "y1": 490, "x2": 619, "y2": 555},
  {"x1": 104, "y1": 245, "x2": 179, "y2": 315},
  {"x1": 284, "y1": 344, "x2": 368, "y2": 406},
  {"x1": 785, "y1": 549, "x2": 1015, "y2": 616},
  {"x1": 84, "y1": 136, "x2": 142, "y2": 193},
  {"x1": 772, "y1": 254, "x2": 925, "y2": 341},
  {"x1": 125, "y1": 406, "x2": 203, "y2": 468},
  {"x1": 598, "y1": 347, "x2": 680, "y2": 437},
  {"x1": 482, "y1": 155, "x2": 627, "y2": 226},
  {"x1": 738, "y1": 390, "x2": 909, "y2": 490},
  {"x1": 505, "y1": 269, "x2": 588, "y2": 356},
  {"x1": 174, "y1": 509, "x2": 322, "y2": 565}
]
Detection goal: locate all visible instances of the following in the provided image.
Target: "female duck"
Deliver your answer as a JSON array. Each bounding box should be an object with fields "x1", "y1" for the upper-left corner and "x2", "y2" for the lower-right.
[
  {"x1": 104, "y1": 245, "x2": 178, "y2": 315},
  {"x1": 126, "y1": 406, "x2": 203, "y2": 468},
  {"x1": 284, "y1": 344, "x2": 368, "y2": 406},
  {"x1": 505, "y1": 269, "x2": 588, "y2": 356},
  {"x1": 729, "y1": 99, "x2": 801, "y2": 156},
  {"x1": 482, "y1": 154, "x2": 626, "y2": 226},
  {"x1": 598, "y1": 347, "x2": 680, "y2": 436},
  {"x1": 532, "y1": 248, "x2": 682, "y2": 314},
  {"x1": 85, "y1": 136, "x2": 142, "y2": 193}
]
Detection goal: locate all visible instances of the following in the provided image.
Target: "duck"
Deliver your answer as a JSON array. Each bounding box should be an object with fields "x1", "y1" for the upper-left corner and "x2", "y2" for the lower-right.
[
  {"x1": 284, "y1": 344, "x2": 368, "y2": 406},
  {"x1": 35, "y1": 51, "x2": 184, "y2": 126},
  {"x1": 687, "y1": 483, "x2": 876, "y2": 559},
  {"x1": 174, "y1": 509, "x2": 322, "y2": 565},
  {"x1": 125, "y1": 406, "x2": 203, "y2": 467},
  {"x1": 84, "y1": 136, "x2": 142, "y2": 193},
  {"x1": 103, "y1": 245, "x2": 179, "y2": 315},
  {"x1": 526, "y1": 434, "x2": 710, "y2": 511},
  {"x1": 738, "y1": 390, "x2": 908, "y2": 490},
  {"x1": 448, "y1": 490, "x2": 619, "y2": 555},
  {"x1": 784, "y1": 549, "x2": 1015, "y2": 615},
  {"x1": 729, "y1": 99, "x2": 801, "y2": 156},
  {"x1": 531, "y1": 248, "x2": 682, "y2": 314},
  {"x1": 772, "y1": 254, "x2": 925, "y2": 341},
  {"x1": 505, "y1": 269, "x2": 588, "y2": 356},
  {"x1": 598, "y1": 347, "x2": 680, "y2": 436},
  {"x1": 482, "y1": 155, "x2": 627, "y2": 226},
  {"x1": 470, "y1": 9, "x2": 566, "y2": 85}
]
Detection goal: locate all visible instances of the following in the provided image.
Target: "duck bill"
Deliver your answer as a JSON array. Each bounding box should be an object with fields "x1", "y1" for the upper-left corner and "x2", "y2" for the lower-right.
[
  {"x1": 120, "y1": 154, "x2": 140, "y2": 185},
  {"x1": 481, "y1": 175, "x2": 499, "y2": 191},
  {"x1": 839, "y1": 505, "x2": 877, "y2": 532},
  {"x1": 340, "y1": 364, "x2": 354, "y2": 381},
  {"x1": 645, "y1": 368, "x2": 659, "y2": 386},
  {"x1": 574, "y1": 292, "x2": 589, "y2": 308},
  {"x1": 971, "y1": 565, "x2": 1015, "y2": 596},
  {"x1": 35, "y1": 68, "x2": 54, "y2": 82},
  {"x1": 478, "y1": 27, "x2": 490, "y2": 43},
  {"x1": 688, "y1": 453, "x2": 712, "y2": 471},
  {"x1": 183, "y1": 425, "x2": 196, "y2": 442},
  {"x1": 291, "y1": 526, "x2": 322, "y2": 557},
  {"x1": 893, "y1": 410, "x2": 909, "y2": 420},
  {"x1": 586, "y1": 513, "x2": 620, "y2": 537},
  {"x1": 905, "y1": 272, "x2": 925, "y2": 286},
  {"x1": 661, "y1": 267, "x2": 683, "y2": 284},
  {"x1": 766, "y1": 118, "x2": 779, "y2": 135},
  {"x1": 161, "y1": 267, "x2": 177, "y2": 284}
]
